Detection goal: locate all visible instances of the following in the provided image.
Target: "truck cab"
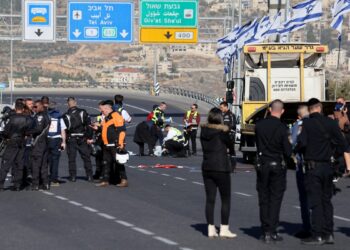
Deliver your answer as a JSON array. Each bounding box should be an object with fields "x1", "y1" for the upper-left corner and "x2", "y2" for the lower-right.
[{"x1": 239, "y1": 43, "x2": 329, "y2": 162}]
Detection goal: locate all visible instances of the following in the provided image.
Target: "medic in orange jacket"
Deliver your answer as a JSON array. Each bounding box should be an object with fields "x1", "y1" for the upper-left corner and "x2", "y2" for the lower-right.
[{"x1": 101, "y1": 111, "x2": 126, "y2": 148}]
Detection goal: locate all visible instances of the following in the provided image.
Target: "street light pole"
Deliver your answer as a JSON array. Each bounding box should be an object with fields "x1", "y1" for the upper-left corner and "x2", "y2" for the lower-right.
[{"x1": 235, "y1": 0, "x2": 242, "y2": 117}]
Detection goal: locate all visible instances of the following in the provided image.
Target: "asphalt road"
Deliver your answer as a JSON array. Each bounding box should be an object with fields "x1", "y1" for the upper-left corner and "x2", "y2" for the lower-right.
[{"x1": 0, "y1": 93, "x2": 349, "y2": 250}]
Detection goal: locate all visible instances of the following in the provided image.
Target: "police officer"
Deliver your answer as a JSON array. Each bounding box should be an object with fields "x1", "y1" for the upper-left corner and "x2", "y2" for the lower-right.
[
  {"x1": 296, "y1": 98, "x2": 347, "y2": 245},
  {"x1": 63, "y1": 97, "x2": 93, "y2": 182},
  {"x1": 291, "y1": 105, "x2": 311, "y2": 239},
  {"x1": 0, "y1": 102, "x2": 31, "y2": 191},
  {"x1": 27, "y1": 100, "x2": 51, "y2": 191},
  {"x1": 220, "y1": 101, "x2": 237, "y2": 168},
  {"x1": 183, "y1": 104, "x2": 200, "y2": 156},
  {"x1": 255, "y1": 99, "x2": 292, "y2": 243}
]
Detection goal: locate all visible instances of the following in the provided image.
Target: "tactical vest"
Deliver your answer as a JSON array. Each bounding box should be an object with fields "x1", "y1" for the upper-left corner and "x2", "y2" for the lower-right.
[{"x1": 48, "y1": 110, "x2": 62, "y2": 137}]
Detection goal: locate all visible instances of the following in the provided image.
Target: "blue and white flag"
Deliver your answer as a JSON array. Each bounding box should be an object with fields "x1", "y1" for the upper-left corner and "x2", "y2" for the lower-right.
[
  {"x1": 217, "y1": 25, "x2": 240, "y2": 51},
  {"x1": 284, "y1": 0, "x2": 323, "y2": 26},
  {"x1": 246, "y1": 16, "x2": 271, "y2": 44},
  {"x1": 280, "y1": 0, "x2": 322, "y2": 34},
  {"x1": 331, "y1": 0, "x2": 350, "y2": 37},
  {"x1": 233, "y1": 19, "x2": 258, "y2": 55},
  {"x1": 262, "y1": 11, "x2": 283, "y2": 38}
]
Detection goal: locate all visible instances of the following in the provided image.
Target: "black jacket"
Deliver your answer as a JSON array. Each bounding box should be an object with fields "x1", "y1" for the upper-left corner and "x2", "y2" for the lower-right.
[
  {"x1": 255, "y1": 116, "x2": 292, "y2": 163},
  {"x1": 3, "y1": 113, "x2": 32, "y2": 140},
  {"x1": 63, "y1": 106, "x2": 92, "y2": 139},
  {"x1": 296, "y1": 112, "x2": 347, "y2": 161},
  {"x1": 200, "y1": 124, "x2": 231, "y2": 172}
]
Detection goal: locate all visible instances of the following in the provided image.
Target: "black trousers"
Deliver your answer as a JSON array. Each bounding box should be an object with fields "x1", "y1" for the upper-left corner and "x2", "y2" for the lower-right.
[
  {"x1": 102, "y1": 146, "x2": 127, "y2": 183},
  {"x1": 305, "y1": 163, "x2": 334, "y2": 237},
  {"x1": 165, "y1": 140, "x2": 185, "y2": 157},
  {"x1": 256, "y1": 163, "x2": 287, "y2": 234},
  {"x1": 202, "y1": 171, "x2": 231, "y2": 225},
  {"x1": 136, "y1": 142, "x2": 155, "y2": 155},
  {"x1": 67, "y1": 137, "x2": 93, "y2": 178},
  {"x1": 296, "y1": 163, "x2": 311, "y2": 232},
  {"x1": 0, "y1": 142, "x2": 25, "y2": 188},
  {"x1": 48, "y1": 138, "x2": 62, "y2": 182},
  {"x1": 184, "y1": 129, "x2": 197, "y2": 153},
  {"x1": 32, "y1": 141, "x2": 49, "y2": 186},
  {"x1": 94, "y1": 149, "x2": 104, "y2": 178}
]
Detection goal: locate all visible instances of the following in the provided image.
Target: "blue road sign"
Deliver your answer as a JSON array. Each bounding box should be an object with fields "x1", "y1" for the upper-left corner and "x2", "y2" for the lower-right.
[{"x1": 68, "y1": 1, "x2": 133, "y2": 43}]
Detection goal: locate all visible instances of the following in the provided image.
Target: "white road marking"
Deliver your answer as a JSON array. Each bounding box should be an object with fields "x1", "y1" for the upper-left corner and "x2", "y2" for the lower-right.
[
  {"x1": 334, "y1": 215, "x2": 350, "y2": 222},
  {"x1": 234, "y1": 192, "x2": 252, "y2": 197},
  {"x1": 126, "y1": 124, "x2": 138, "y2": 129},
  {"x1": 139, "y1": 169, "x2": 146, "y2": 172},
  {"x1": 42, "y1": 191, "x2": 54, "y2": 196},
  {"x1": 161, "y1": 174, "x2": 170, "y2": 177},
  {"x1": 124, "y1": 103, "x2": 149, "y2": 113},
  {"x1": 128, "y1": 166, "x2": 136, "y2": 169},
  {"x1": 55, "y1": 196, "x2": 68, "y2": 201},
  {"x1": 83, "y1": 206, "x2": 98, "y2": 213},
  {"x1": 293, "y1": 206, "x2": 350, "y2": 222},
  {"x1": 132, "y1": 227, "x2": 155, "y2": 235},
  {"x1": 148, "y1": 171, "x2": 158, "y2": 174},
  {"x1": 192, "y1": 181, "x2": 204, "y2": 186},
  {"x1": 115, "y1": 220, "x2": 134, "y2": 227},
  {"x1": 175, "y1": 177, "x2": 186, "y2": 181},
  {"x1": 69, "y1": 201, "x2": 82, "y2": 206},
  {"x1": 180, "y1": 248, "x2": 195, "y2": 250},
  {"x1": 153, "y1": 236, "x2": 178, "y2": 246},
  {"x1": 98, "y1": 213, "x2": 116, "y2": 220}
]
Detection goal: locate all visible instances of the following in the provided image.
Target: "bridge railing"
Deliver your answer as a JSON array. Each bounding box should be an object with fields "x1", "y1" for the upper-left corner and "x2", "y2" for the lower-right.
[{"x1": 13, "y1": 82, "x2": 219, "y2": 106}]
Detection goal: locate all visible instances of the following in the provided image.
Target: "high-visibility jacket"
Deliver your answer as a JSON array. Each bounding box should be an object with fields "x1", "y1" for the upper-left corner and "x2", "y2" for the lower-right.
[
  {"x1": 101, "y1": 111, "x2": 126, "y2": 146},
  {"x1": 164, "y1": 127, "x2": 185, "y2": 143},
  {"x1": 151, "y1": 108, "x2": 165, "y2": 127},
  {"x1": 184, "y1": 110, "x2": 200, "y2": 129}
]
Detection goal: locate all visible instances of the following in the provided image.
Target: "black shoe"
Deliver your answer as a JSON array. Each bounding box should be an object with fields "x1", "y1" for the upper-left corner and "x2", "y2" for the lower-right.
[
  {"x1": 68, "y1": 176, "x2": 76, "y2": 182},
  {"x1": 324, "y1": 234, "x2": 334, "y2": 244},
  {"x1": 301, "y1": 236, "x2": 325, "y2": 245},
  {"x1": 93, "y1": 173, "x2": 100, "y2": 180},
  {"x1": 260, "y1": 233, "x2": 271, "y2": 244},
  {"x1": 271, "y1": 233, "x2": 283, "y2": 242},
  {"x1": 294, "y1": 230, "x2": 312, "y2": 239},
  {"x1": 32, "y1": 185, "x2": 39, "y2": 191},
  {"x1": 42, "y1": 184, "x2": 50, "y2": 191}
]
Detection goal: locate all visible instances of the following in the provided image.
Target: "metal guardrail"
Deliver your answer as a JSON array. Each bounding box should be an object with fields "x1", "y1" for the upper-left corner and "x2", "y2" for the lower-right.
[{"x1": 13, "y1": 82, "x2": 219, "y2": 106}]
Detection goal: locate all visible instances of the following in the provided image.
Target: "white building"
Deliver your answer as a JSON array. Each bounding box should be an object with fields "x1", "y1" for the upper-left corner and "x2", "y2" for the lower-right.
[{"x1": 326, "y1": 49, "x2": 347, "y2": 69}]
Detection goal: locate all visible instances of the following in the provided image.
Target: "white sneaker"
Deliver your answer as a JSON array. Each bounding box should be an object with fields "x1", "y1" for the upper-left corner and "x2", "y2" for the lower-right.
[
  {"x1": 219, "y1": 225, "x2": 237, "y2": 239},
  {"x1": 208, "y1": 224, "x2": 218, "y2": 238}
]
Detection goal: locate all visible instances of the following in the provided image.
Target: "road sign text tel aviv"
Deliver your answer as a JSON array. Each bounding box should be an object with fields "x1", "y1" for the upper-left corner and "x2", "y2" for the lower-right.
[{"x1": 68, "y1": 1, "x2": 133, "y2": 43}]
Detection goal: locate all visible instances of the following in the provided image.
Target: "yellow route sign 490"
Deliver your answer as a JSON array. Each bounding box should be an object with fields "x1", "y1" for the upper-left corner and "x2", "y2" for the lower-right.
[{"x1": 140, "y1": 28, "x2": 198, "y2": 44}]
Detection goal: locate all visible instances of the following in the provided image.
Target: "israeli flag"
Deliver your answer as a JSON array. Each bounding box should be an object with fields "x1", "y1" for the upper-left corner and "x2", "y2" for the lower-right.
[
  {"x1": 284, "y1": 0, "x2": 323, "y2": 26},
  {"x1": 262, "y1": 11, "x2": 283, "y2": 38},
  {"x1": 246, "y1": 16, "x2": 271, "y2": 44},
  {"x1": 216, "y1": 25, "x2": 240, "y2": 52},
  {"x1": 331, "y1": 0, "x2": 350, "y2": 37},
  {"x1": 234, "y1": 19, "x2": 258, "y2": 54}
]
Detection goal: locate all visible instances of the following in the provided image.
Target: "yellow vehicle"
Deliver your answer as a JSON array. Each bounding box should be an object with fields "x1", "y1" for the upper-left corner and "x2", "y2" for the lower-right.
[{"x1": 239, "y1": 43, "x2": 330, "y2": 162}]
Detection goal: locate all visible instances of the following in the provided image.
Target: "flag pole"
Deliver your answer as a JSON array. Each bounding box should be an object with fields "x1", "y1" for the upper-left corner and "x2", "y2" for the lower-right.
[{"x1": 335, "y1": 35, "x2": 341, "y2": 100}]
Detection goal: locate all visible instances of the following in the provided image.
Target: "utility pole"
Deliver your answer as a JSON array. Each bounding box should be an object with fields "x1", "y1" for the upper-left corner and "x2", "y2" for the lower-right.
[
  {"x1": 234, "y1": 0, "x2": 242, "y2": 117},
  {"x1": 153, "y1": 46, "x2": 157, "y2": 96}
]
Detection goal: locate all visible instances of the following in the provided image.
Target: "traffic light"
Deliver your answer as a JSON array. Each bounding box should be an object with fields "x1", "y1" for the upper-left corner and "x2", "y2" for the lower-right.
[{"x1": 226, "y1": 80, "x2": 234, "y2": 104}]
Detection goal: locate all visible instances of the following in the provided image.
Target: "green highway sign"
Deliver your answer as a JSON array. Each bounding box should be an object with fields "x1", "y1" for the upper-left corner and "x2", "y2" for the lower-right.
[{"x1": 140, "y1": 0, "x2": 198, "y2": 28}]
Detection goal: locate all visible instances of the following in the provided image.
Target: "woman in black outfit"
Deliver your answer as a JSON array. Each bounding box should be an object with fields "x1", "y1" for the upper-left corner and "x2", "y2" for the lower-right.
[{"x1": 200, "y1": 107, "x2": 237, "y2": 239}]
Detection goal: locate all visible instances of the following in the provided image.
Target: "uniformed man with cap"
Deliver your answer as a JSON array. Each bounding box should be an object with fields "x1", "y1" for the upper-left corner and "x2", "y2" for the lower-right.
[
  {"x1": 255, "y1": 99, "x2": 292, "y2": 243},
  {"x1": 296, "y1": 98, "x2": 347, "y2": 245},
  {"x1": 62, "y1": 97, "x2": 93, "y2": 182}
]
